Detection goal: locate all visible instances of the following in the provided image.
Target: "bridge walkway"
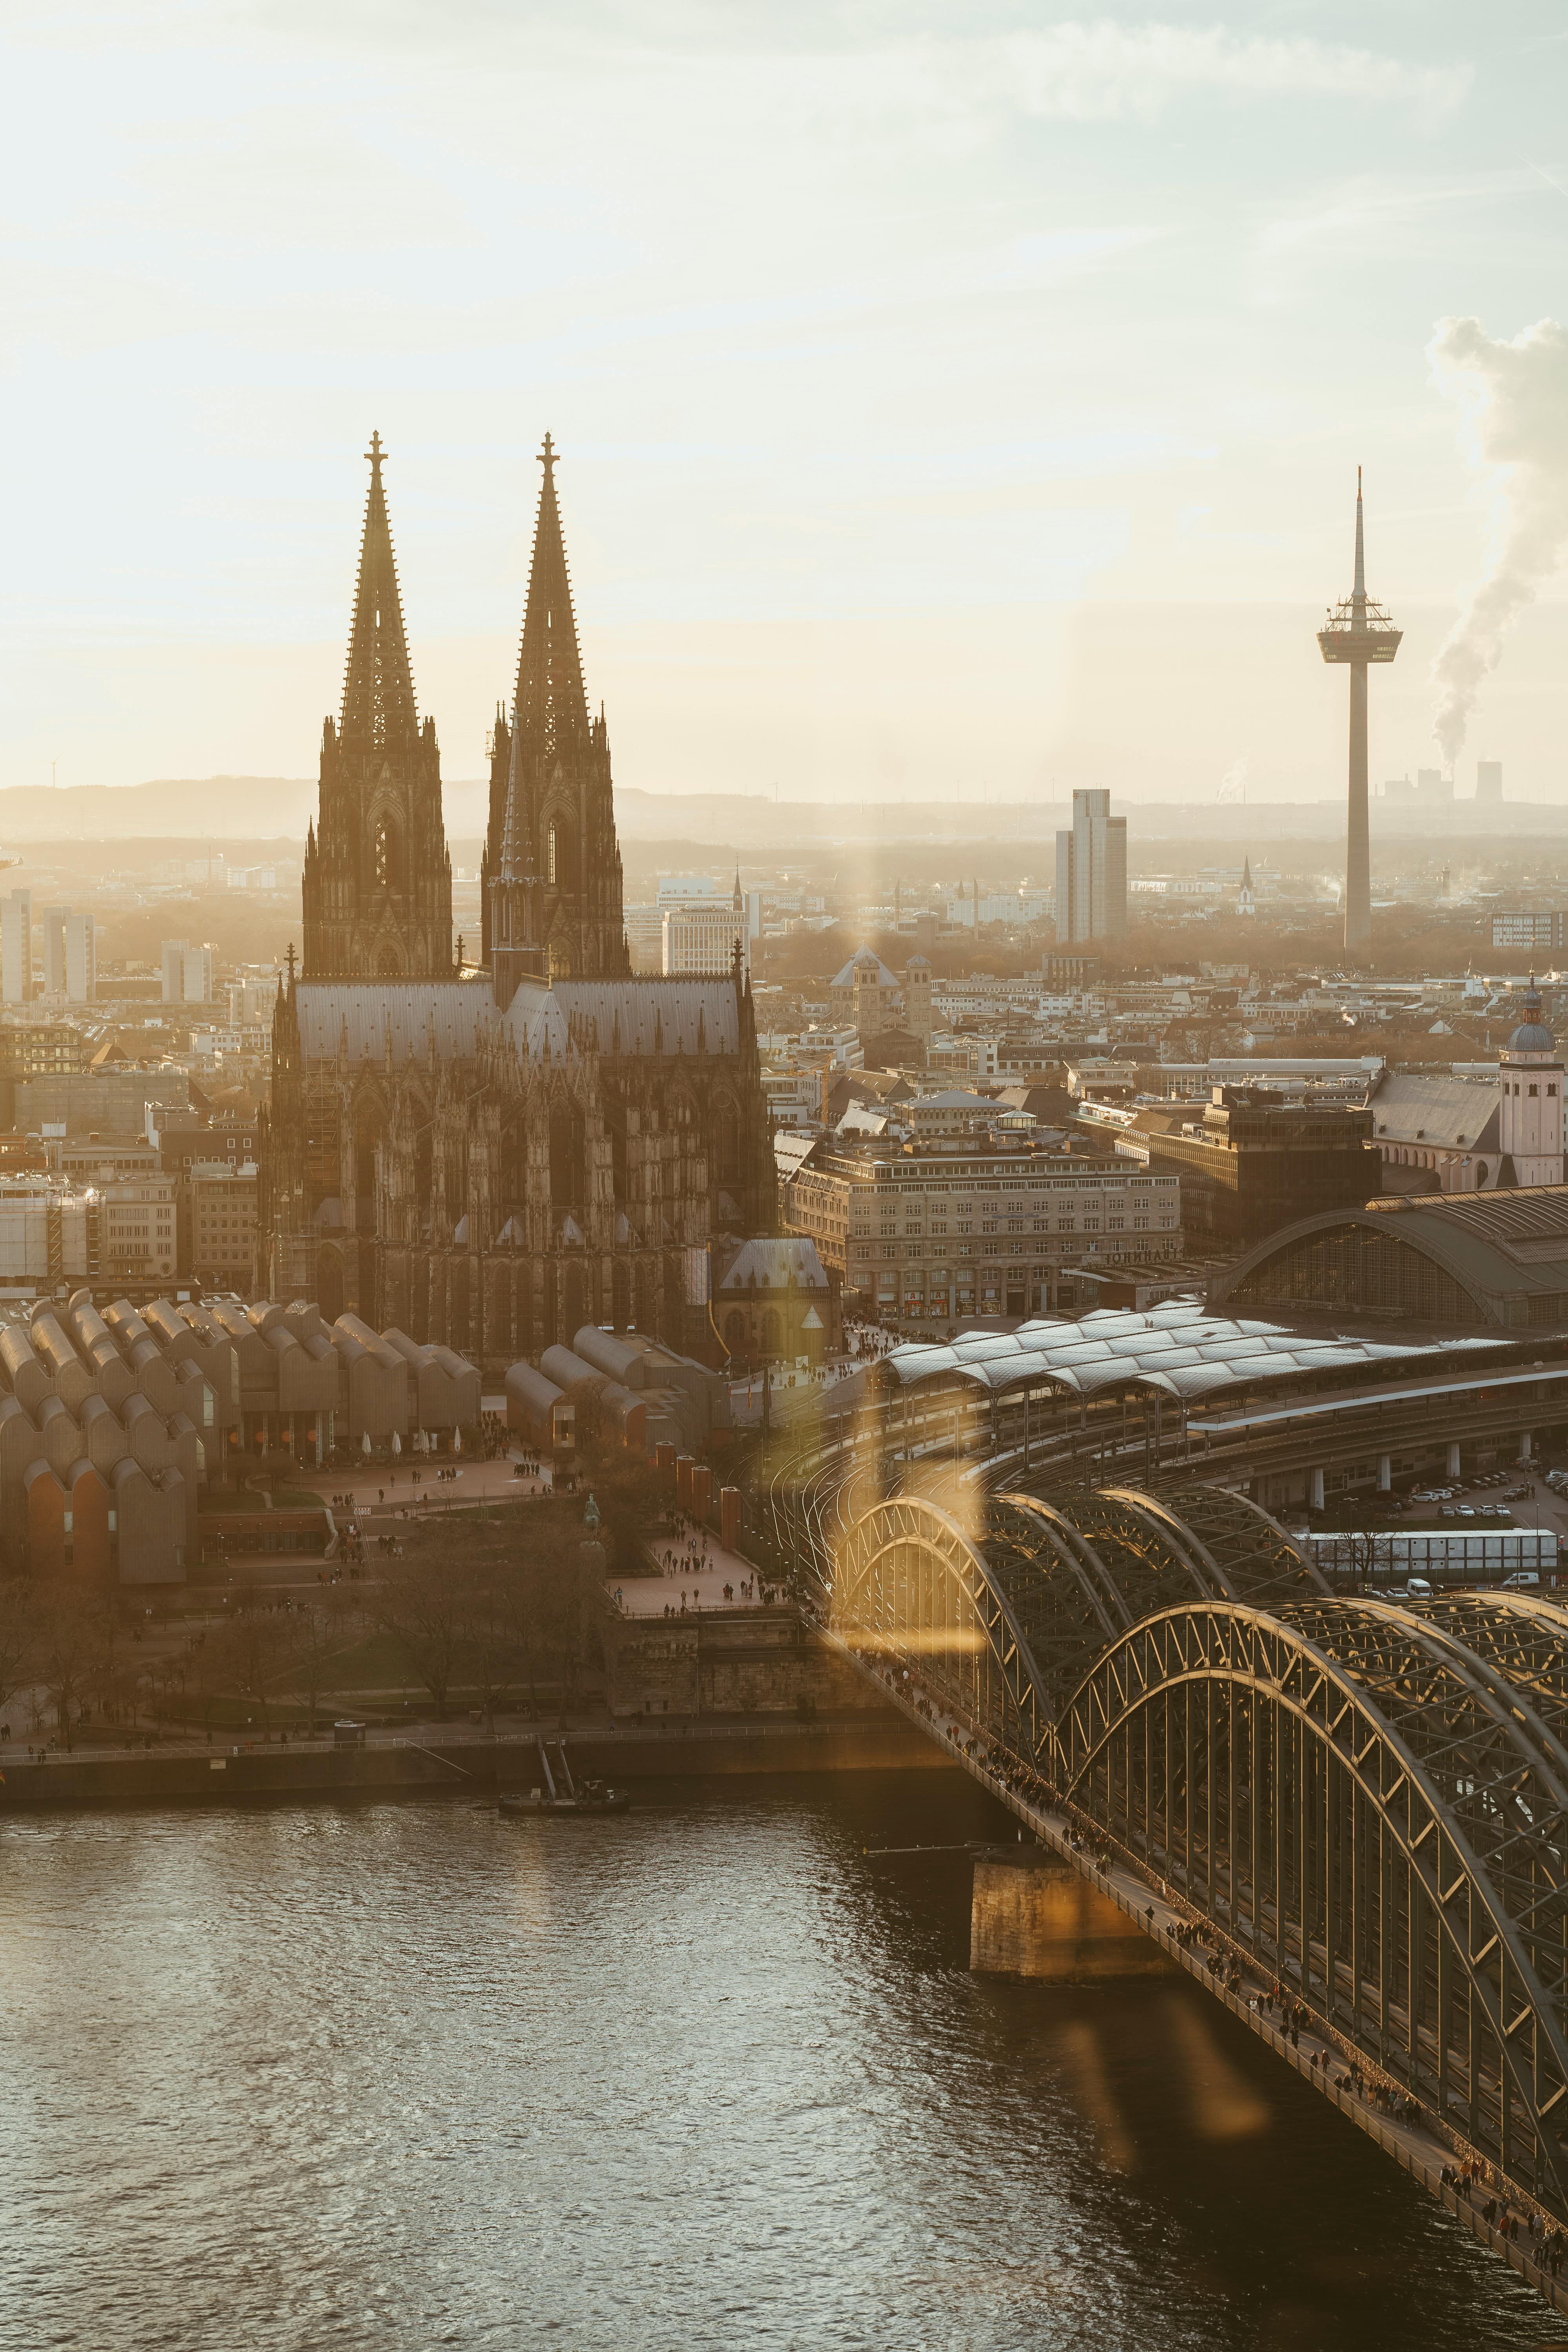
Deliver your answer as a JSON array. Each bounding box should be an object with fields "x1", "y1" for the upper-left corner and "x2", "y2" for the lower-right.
[{"x1": 818, "y1": 1618, "x2": 1568, "y2": 2319}]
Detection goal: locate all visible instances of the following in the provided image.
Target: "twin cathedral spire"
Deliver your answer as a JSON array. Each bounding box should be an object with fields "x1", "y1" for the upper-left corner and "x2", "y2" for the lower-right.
[{"x1": 301, "y1": 432, "x2": 626, "y2": 1000}]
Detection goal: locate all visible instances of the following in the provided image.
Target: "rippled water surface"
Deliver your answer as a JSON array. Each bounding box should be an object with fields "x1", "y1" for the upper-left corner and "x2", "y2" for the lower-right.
[{"x1": 2, "y1": 1773, "x2": 1564, "y2": 2351}]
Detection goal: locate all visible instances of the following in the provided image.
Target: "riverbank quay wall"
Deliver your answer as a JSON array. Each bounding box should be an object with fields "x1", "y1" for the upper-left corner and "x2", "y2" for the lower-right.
[{"x1": 0, "y1": 1715, "x2": 948, "y2": 1808}]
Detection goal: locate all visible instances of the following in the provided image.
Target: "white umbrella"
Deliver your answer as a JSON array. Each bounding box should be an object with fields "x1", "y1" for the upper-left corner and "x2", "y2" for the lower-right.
[
  {"x1": 361, "y1": 1430, "x2": 371, "y2": 1458},
  {"x1": 391, "y1": 1430, "x2": 402, "y2": 1457}
]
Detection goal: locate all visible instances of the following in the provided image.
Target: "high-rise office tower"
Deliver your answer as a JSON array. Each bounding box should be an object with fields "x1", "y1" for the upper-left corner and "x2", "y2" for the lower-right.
[
  {"x1": 1318, "y1": 471, "x2": 1401, "y2": 958},
  {"x1": 0, "y1": 890, "x2": 31, "y2": 1005},
  {"x1": 42, "y1": 906, "x2": 66, "y2": 997},
  {"x1": 1054, "y1": 788, "x2": 1127, "y2": 944},
  {"x1": 41, "y1": 907, "x2": 95, "y2": 1003}
]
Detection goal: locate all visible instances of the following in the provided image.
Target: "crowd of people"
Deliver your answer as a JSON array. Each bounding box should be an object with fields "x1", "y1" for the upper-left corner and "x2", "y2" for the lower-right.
[
  {"x1": 655, "y1": 1508, "x2": 712, "y2": 1579},
  {"x1": 1439, "y1": 2160, "x2": 1566, "y2": 2270},
  {"x1": 645, "y1": 1572, "x2": 768, "y2": 1619}
]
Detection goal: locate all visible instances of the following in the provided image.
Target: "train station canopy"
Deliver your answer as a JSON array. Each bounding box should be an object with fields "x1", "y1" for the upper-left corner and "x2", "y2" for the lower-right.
[{"x1": 867, "y1": 1299, "x2": 1500, "y2": 1407}]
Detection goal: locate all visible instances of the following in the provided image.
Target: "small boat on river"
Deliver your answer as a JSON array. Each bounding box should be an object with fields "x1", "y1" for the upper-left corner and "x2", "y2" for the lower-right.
[{"x1": 499, "y1": 1739, "x2": 629, "y2": 1815}]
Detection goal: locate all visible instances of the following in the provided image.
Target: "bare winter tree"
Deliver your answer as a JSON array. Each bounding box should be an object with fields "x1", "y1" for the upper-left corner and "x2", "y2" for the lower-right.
[
  {"x1": 0, "y1": 1579, "x2": 38, "y2": 1736},
  {"x1": 275, "y1": 1593, "x2": 359, "y2": 1737},
  {"x1": 374, "y1": 1557, "x2": 467, "y2": 1721}
]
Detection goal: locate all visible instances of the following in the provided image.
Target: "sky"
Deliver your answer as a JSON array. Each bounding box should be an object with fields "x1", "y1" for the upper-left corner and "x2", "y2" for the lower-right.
[{"x1": 6, "y1": 0, "x2": 1568, "y2": 806}]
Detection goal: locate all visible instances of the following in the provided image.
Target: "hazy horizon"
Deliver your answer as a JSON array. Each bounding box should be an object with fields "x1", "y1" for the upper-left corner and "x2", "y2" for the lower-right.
[{"x1": 8, "y1": 2, "x2": 1568, "y2": 803}]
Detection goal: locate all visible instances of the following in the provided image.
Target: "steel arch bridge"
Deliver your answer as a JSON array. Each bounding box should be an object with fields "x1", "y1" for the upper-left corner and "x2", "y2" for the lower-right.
[{"x1": 823, "y1": 1476, "x2": 1568, "y2": 2216}]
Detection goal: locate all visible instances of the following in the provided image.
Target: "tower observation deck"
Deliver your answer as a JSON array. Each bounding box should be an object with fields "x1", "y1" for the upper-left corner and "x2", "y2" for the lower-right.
[{"x1": 1318, "y1": 470, "x2": 1401, "y2": 958}]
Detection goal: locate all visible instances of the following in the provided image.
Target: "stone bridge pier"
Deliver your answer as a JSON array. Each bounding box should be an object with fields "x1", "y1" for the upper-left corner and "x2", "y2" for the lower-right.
[{"x1": 970, "y1": 1848, "x2": 1175, "y2": 1981}]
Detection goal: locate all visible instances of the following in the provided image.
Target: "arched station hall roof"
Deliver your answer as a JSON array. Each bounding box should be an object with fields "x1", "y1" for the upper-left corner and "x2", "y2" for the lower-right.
[
  {"x1": 1210, "y1": 1186, "x2": 1568, "y2": 1331},
  {"x1": 861, "y1": 1298, "x2": 1497, "y2": 1409}
]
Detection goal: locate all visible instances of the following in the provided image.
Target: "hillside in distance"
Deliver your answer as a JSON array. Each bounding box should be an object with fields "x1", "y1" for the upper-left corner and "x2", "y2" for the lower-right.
[{"x1": 2, "y1": 777, "x2": 1564, "y2": 852}]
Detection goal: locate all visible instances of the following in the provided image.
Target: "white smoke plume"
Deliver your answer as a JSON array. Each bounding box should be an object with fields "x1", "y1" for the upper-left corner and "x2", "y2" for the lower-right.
[
  {"x1": 1429, "y1": 314, "x2": 1568, "y2": 767},
  {"x1": 1216, "y1": 758, "x2": 1248, "y2": 805}
]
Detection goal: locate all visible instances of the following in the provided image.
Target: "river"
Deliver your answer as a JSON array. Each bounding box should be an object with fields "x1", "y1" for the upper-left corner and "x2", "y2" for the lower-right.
[{"x1": 2, "y1": 1771, "x2": 1561, "y2": 2351}]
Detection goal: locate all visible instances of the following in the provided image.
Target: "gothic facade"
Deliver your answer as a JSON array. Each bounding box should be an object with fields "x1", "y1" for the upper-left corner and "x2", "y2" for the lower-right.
[{"x1": 260, "y1": 435, "x2": 773, "y2": 1370}]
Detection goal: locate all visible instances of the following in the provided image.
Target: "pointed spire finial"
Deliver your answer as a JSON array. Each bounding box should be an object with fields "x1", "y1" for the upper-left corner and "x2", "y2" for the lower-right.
[
  {"x1": 511, "y1": 432, "x2": 588, "y2": 764},
  {"x1": 341, "y1": 432, "x2": 418, "y2": 750},
  {"x1": 1353, "y1": 466, "x2": 1366, "y2": 604}
]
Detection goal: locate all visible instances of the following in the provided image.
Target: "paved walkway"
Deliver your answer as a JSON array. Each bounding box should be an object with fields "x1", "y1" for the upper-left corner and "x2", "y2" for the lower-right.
[
  {"x1": 611, "y1": 1541, "x2": 775, "y2": 1617},
  {"x1": 837, "y1": 1632, "x2": 1568, "y2": 2316},
  {"x1": 297, "y1": 1454, "x2": 552, "y2": 1519}
]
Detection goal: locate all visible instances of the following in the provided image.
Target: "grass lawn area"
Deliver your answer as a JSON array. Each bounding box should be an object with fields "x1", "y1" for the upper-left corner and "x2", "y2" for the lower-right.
[{"x1": 202, "y1": 1485, "x2": 327, "y2": 1513}]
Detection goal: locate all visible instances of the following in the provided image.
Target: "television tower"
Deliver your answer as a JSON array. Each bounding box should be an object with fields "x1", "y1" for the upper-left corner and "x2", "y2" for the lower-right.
[{"x1": 1318, "y1": 470, "x2": 1400, "y2": 958}]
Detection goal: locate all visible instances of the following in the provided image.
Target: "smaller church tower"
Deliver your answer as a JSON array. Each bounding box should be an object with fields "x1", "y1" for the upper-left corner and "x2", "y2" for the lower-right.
[
  {"x1": 1498, "y1": 976, "x2": 1565, "y2": 1187},
  {"x1": 1238, "y1": 857, "x2": 1256, "y2": 917},
  {"x1": 904, "y1": 956, "x2": 933, "y2": 1048}
]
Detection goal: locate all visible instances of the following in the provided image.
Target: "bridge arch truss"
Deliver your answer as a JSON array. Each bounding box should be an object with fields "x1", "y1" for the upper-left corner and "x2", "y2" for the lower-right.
[
  {"x1": 819, "y1": 1469, "x2": 1568, "y2": 2214},
  {"x1": 1062, "y1": 1597, "x2": 1568, "y2": 2213}
]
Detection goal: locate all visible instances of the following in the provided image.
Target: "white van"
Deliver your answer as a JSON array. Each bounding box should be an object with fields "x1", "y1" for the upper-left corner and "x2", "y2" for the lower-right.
[{"x1": 1501, "y1": 1570, "x2": 1541, "y2": 1590}]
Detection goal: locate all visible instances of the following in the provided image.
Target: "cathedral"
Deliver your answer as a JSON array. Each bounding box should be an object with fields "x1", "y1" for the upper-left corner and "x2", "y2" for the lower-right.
[{"x1": 259, "y1": 434, "x2": 774, "y2": 1370}]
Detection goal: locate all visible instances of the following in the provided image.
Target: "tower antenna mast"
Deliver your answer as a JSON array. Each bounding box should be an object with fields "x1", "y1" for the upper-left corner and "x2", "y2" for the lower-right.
[{"x1": 1318, "y1": 468, "x2": 1401, "y2": 958}]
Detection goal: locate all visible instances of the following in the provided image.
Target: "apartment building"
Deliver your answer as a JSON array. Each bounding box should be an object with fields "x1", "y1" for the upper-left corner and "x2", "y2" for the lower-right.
[
  {"x1": 100, "y1": 1177, "x2": 177, "y2": 1286},
  {"x1": 780, "y1": 1136, "x2": 1181, "y2": 1323},
  {"x1": 662, "y1": 897, "x2": 747, "y2": 976},
  {"x1": 189, "y1": 1161, "x2": 259, "y2": 1290},
  {"x1": 0, "y1": 1178, "x2": 98, "y2": 1286},
  {"x1": 161, "y1": 939, "x2": 217, "y2": 1004},
  {"x1": 1493, "y1": 912, "x2": 1566, "y2": 953}
]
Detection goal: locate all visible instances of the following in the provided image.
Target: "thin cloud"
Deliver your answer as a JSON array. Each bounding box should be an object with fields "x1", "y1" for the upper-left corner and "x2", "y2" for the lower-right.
[
  {"x1": 1257, "y1": 169, "x2": 1535, "y2": 264},
  {"x1": 995, "y1": 23, "x2": 1470, "y2": 127}
]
